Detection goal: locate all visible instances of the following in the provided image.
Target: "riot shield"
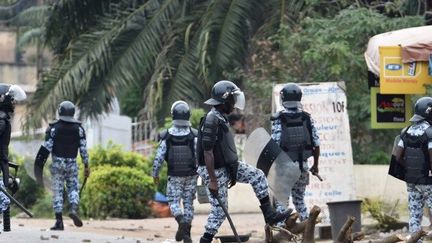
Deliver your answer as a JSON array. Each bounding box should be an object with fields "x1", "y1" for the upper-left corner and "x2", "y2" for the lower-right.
[
  {"x1": 388, "y1": 135, "x2": 405, "y2": 181},
  {"x1": 243, "y1": 128, "x2": 301, "y2": 201}
]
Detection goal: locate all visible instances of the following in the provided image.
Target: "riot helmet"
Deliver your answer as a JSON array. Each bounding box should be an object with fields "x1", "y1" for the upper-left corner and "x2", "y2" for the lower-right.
[
  {"x1": 0, "y1": 84, "x2": 27, "y2": 113},
  {"x1": 410, "y1": 97, "x2": 432, "y2": 122},
  {"x1": 58, "y1": 101, "x2": 79, "y2": 123},
  {"x1": 280, "y1": 83, "x2": 302, "y2": 109},
  {"x1": 171, "y1": 100, "x2": 191, "y2": 126},
  {"x1": 204, "y1": 80, "x2": 245, "y2": 112}
]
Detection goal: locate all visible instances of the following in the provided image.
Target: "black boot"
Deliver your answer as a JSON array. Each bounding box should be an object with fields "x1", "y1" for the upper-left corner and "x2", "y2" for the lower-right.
[
  {"x1": 183, "y1": 223, "x2": 192, "y2": 243},
  {"x1": 199, "y1": 233, "x2": 214, "y2": 243},
  {"x1": 50, "y1": 213, "x2": 64, "y2": 231},
  {"x1": 175, "y1": 215, "x2": 187, "y2": 241},
  {"x1": 260, "y1": 202, "x2": 293, "y2": 225},
  {"x1": 3, "y1": 207, "x2": 10, "y2": 232},
  {"x1": 69, "y1": 204, "x2": 83, "y2": 227}
]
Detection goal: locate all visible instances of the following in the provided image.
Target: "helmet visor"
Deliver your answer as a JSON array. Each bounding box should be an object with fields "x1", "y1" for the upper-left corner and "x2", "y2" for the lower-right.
[
  {"x1": 233, "y1": 90, "x2": 245, "y2": 110},
  {"x1": 7, "y1": 85, "x2": 26, "y2": 102}
]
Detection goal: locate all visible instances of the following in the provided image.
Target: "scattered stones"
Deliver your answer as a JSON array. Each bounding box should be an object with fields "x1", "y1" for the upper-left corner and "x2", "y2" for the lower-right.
[
  {"x1": 154, "y1": 234, "x2": 162, "y2": 238},
  {"x1": 18, "y1": 224, "x2": 24, "y2": 227},
  {"x1": 163, "y1": 225, "x2": 170, "y2": 229},
  {"x1": 82, "y1": 239, "x2": 91, "y2": 242},
  {"x1": 51, "y1": 235, "x2": 59, "y2": 239},
  {"x1": 40, "y1": 235, "x2": 49, "y2": 240},
  {"x1": 138, "y1": 226, "x2": 143, "y2": 229},
  {"x1": 146, "y1": 238, "x2": 154, "y2": 241}
]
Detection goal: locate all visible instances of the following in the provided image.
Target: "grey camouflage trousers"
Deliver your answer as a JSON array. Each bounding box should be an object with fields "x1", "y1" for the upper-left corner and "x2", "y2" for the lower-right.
[
  {"x1": 275, "y1": 162, "x2": 310, "y2": 222},
  {"x1": 197, "y1": 162, "x2": 269, "y2": 235},
  {"x1": 166, "y1": 175, "x2": 198, "y2": 223},
  {"x1": 407, "y1": 183, "x2": 432, "y2": 237},
  {"x1": 0, "y1": 180, "x2": 10, "y2": 212},
  {"x1": 50, "y1": 157, "x2": 80, "y2": 213}
]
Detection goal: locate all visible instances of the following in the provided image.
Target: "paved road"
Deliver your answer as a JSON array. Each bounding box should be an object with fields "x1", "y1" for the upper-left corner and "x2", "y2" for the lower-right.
[{"x1": 0, "y1": 213, "x2": 267, "y2": 243}]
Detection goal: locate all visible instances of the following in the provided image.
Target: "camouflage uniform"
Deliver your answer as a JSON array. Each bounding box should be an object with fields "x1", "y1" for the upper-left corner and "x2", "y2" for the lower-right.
[
  {"x1": 0, "y1": 181, "x2": 9, "y2": 212},
  {"x1": 198, "y1": 108, "x2": 269, "y2": 236},
  {"x1": 44, "y1": 126, "x2": 89, "y2": 213},
  {"x1": 271, "y1": 107, "x2": 320, "y2": 221},
  {"x1": 197, "y1": 162, "x2": 268, "y2": 235},
  {"x1": 152, "y1": 126, "x2": 198, "y2": 224},
  {"x1": 398, "y1": 121, "x2": 432, "y2": 235}
]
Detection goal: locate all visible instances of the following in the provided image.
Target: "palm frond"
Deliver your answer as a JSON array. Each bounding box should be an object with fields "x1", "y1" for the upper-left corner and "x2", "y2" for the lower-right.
[
  {"x1": 16, "y1": 27, "x2": 45, "y2": 48},
  {"x1": 8, "y1": 5, "x2": 49, "y2": 27},
  {"x1": 26, "y1": 0, "x2": 183, "y2": 127}
]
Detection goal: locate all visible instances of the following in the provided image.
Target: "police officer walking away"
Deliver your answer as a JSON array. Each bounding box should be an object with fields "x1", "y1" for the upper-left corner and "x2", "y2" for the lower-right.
[
  {"x1": 36, "y1": 101, "x2": 90, "y2": 230},
  {"x1": 197, "y1": 80, "x2": 292, "y2": 243},
  {"x1": 0, "y1": 84, "x2": 26, "y2": 231},
  {"x1": 393, "y1": 97, "x2": 432, "y2": 238},
  {"x1": 153, "y1": 101, "x2": 197, "y2": 243},
  {"x1": 271, "y1": 83, "x2": 320, "y2": 221}
]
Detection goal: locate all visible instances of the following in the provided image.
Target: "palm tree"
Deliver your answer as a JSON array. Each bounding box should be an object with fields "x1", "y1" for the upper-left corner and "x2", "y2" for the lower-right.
[
  {"x1": 23, "y1": 0, "x2": 429, "y2": 127},
  {"x1": 22, "y1": 0, "x2": 304, "y2": 127}
]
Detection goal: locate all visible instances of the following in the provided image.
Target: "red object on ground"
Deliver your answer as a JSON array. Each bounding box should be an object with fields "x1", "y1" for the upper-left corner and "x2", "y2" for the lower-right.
[{"x1": 148, "y1": 200, "x2": 172, "y2": 218}]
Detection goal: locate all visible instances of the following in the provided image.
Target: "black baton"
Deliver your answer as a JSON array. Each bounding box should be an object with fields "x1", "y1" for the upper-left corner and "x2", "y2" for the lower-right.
[
  {"x1": 215, "y1": 196, "x2": 241, "y2": 243},
  {"x1": 0, "y1": 186, "x2": 33, "y2": 217}
]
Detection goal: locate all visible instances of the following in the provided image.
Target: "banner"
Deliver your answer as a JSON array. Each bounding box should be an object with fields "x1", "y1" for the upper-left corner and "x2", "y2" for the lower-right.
[
  {"x1": 379, "y1": 46, "x2": 431, "y2": 94},
  {"x1": 370, "y1": 87, "x2": 412, "y2": 129},
  {"x1": 272, "y1": 82, "x2": 355, "y2": 223}
]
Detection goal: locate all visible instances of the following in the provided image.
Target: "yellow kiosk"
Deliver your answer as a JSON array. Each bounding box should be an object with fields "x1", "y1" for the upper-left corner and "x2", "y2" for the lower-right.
[{"x1": 365, "y1": 26, "x2": 432, "y2": 128}]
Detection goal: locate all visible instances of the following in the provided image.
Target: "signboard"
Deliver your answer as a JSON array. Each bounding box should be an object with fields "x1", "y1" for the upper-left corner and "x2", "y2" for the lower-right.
[
  {"x1": 379, "y1": 46, "x2": 431, "y2": 94},
  {"x1": 370, "y1": 87, "x2": 412, "y2": 129},
  {"x1": 272, "y1": 82, "x2": 355, "y2": 223}
]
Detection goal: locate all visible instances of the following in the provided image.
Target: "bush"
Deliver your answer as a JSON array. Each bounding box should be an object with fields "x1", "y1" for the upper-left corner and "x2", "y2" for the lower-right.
[
  {"x1": 89, "y1": 142, "x2": 151, "y2": 172},
  {"x1": 81, "y1": 166, "x2": 154, "y2": 219}
]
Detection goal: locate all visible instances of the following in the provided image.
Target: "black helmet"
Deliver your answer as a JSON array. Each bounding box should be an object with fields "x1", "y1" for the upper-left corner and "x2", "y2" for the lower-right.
[
  {"x1": 58, "y1": 101, "x2": 79, "y2": 123},
  {"x1": 204, "y1": 80, "x2": 245, "y2": 110},
  {"x1": 280, "y1": 83, "x2": 302, "y2": 102},
  {"x1": 410, "y1": 97, "x2": 432, "y2": 122},
  {"x1": 171, "y1": 100, "x2": 191, "y2": 126},
  {"x1": 0, "y1": 84, "x2": 26, "y2": 113},
  {"x1": 280, "y1": 83, "x2": 302, "y2": 109}
]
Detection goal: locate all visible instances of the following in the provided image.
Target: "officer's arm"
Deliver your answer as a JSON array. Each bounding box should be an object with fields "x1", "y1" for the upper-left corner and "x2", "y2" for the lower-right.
[
  {"x1": 202, "y1": 113, "x2": 219, "y2": 182},
  {"x1": 78, "y1": 127, "x2": 89, "y2": 167},
  {"x1": 310, "y1": 117, "x2": 320, "y2": 169},
  {"x1": 0, "y1": 119, "x2": 8, "y2": 186},
  {"x1": 42, "y1": 126, "x2": 54, "y2": 152},
  {"x1": 270, "y1": 114, "x2": 281, "y2": 145},
  {"x1": 152, "y1": 140, "x2": 167, "y2": 177}
]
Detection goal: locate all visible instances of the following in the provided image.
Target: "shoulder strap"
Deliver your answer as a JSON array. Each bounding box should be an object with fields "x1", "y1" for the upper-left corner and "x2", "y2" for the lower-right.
[
  {"x1": 270, "y1": 112, "x2": 281, "y2": 121},
  {"x1": 158, "y1": 129, "x2": 169, "y2": 142}
]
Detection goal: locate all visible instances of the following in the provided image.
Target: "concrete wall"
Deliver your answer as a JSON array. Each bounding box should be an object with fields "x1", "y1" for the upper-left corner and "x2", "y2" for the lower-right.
[{"x1": 194, "y1": 164, "x2": 407, "y2": 214}]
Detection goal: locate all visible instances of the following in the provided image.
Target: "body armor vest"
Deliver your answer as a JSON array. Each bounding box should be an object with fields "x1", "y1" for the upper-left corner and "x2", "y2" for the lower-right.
[
  {"x1": 51, "y1": 121, "x2": 81, "y2": 158},
  {"x1": 165, "y1": 130, "x2": 197, "y2": 176},
  {"x1": 213, "y1": 122, "x2": 238, "y2": 169},
  {"x1": 279, "y1": 112, "x2": 313, "y2": 162},
  {"x1": 402, "y1": 128, "x2": 432, "y2": 184},
  {"x1": 197, "y1": 113, "x2": 238, "y2": 169}
]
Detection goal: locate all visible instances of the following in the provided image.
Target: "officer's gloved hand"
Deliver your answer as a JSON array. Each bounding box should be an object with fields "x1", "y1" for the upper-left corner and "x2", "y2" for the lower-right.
[
  {"x1": 84, "y1": 165, "x2": 90, "y2": 177},
  {"x1": 208, "y1": 180, "x2": 218, "y2": 198},
  {"x1": 227, "y1": 163, "x2": 238, "y2": 189}
]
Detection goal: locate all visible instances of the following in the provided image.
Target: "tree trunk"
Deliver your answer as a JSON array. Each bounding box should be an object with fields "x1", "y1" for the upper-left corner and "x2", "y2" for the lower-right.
[
  {"x1": 335, "y1": 216, "x2": 355, "y2": 243},
  {"x1": 302, "y1": 205, "x2": 321, "y2": 243},
  {"x1": 371, "y1": 234, "x2": 404, "y2": 243},
  {"x1": 406, "y1": 230, "x2": 427, "y2": 243}
]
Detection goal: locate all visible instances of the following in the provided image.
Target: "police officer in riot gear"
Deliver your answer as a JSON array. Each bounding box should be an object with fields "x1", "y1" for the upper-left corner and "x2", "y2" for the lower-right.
[
  {"x1": 35, "y1": 101, "x2": 90, "y2": 230},
  {"x1": 393, "y1": 97, "x2": 432, "y2": 236},
  {"x1": 0, "y1": 84, "x2": 26, "y2": 232},
  {"x1": 153, "y1": 101, "x2": 197, "y2": 243},
  {"x1": 197, "y1": 80, "x2": 292, "y2": 243},
  {"x1": 271, "y1": 83, "x2": 320, "y2": 222}
]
